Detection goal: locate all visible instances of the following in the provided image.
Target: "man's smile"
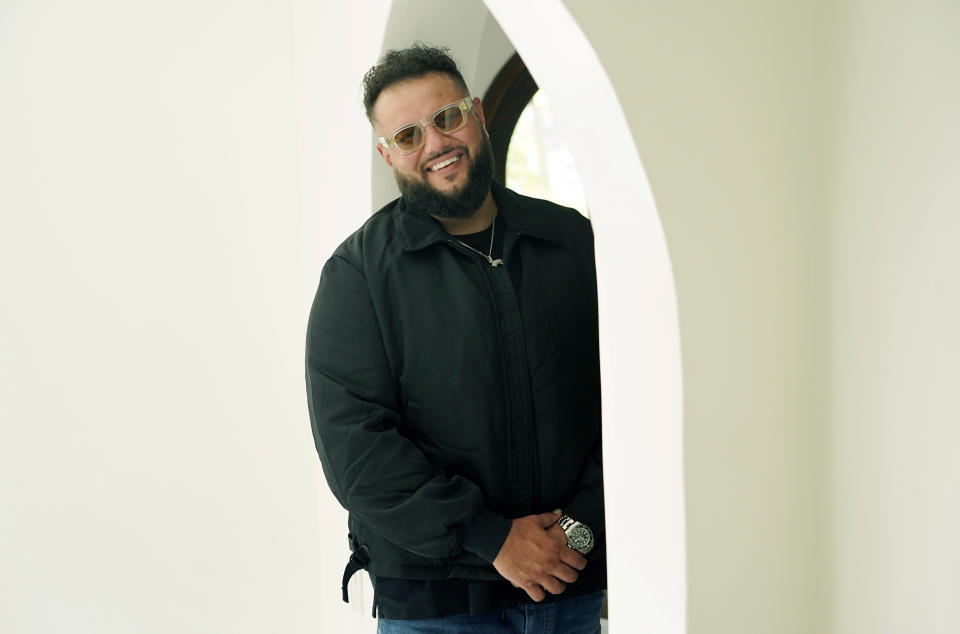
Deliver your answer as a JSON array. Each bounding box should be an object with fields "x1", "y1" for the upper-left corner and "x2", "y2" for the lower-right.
[
  {"x1": 427, "y1": 154, "x2": 461, "y2": 172},
  {"x1": 424, "y1": 150, "x2": 465, "y2": 175}
]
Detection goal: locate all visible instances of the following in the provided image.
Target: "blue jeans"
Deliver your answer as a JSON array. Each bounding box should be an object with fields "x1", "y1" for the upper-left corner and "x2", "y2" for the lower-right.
[{"x1": 376, "y1": 590, "x2": 605, "y2": 633}]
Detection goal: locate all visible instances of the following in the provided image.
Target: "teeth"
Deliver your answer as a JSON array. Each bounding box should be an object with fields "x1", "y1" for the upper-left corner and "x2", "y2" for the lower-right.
[{"x1": 429, "y1": 155, "x2": 460, "y2": 171}]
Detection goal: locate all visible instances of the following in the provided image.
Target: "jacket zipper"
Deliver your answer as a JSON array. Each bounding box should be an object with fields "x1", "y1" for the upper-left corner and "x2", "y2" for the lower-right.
[
  {"x1": 499, "y1": 231, "x2": 538, "y2": 510},
  {"x1": 447, "y1": 235, "x2": 536, "y2": 515}
]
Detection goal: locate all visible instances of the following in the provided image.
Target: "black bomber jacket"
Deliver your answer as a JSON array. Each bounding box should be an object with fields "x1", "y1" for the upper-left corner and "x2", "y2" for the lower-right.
[{"x1": 306, "y1": 182, "x2": 605, "y2": 588}]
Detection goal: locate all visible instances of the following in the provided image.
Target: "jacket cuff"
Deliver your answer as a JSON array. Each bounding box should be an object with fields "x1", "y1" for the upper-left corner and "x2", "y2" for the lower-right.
[
  {"x1": 560, "y1": 496, "x2": 605, "y2": 560},
  {"x1": 460, "y1": 508, "x2": 512, "y2": 563}
]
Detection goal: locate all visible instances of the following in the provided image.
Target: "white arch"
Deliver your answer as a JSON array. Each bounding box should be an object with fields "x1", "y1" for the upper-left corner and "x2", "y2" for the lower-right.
[
  {"x1": 300, "y1": 2, "x2": 686, "y2": 630},
  {"x1": 481, "y1": 2, "x2": 686, "y2": 631}
]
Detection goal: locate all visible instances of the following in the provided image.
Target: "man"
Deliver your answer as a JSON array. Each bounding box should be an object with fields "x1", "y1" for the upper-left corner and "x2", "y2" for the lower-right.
[{"x1": 306, "y1": 43, "x2": 606, "y2": 632}]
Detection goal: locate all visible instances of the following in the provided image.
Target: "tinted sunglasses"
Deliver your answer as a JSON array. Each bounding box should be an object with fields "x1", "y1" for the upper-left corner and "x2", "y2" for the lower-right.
[{"x1": 378, "y1": 98, "x2": 475, "y2": 154}]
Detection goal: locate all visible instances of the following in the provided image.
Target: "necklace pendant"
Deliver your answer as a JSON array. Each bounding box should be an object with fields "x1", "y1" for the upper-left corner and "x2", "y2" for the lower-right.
[{"x1": 489, "y1": 258, "x2": 504, "y2": 267}]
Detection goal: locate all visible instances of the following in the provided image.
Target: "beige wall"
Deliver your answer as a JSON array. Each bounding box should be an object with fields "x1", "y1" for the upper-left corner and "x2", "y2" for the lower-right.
[
  {"x1": 562, "y1": 1, "x2": 960, "y2": 632},
  {"x1": 820, "y1": 1, "x2": 960, "y2": 633},
  {"x1": 562, "y1": 1, "x2": 822, "y2": 632}
]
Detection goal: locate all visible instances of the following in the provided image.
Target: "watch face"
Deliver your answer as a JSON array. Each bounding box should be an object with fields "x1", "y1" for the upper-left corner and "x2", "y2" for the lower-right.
[{"x1": 568, "y1": 524, "x2": 594, "y2": 554}]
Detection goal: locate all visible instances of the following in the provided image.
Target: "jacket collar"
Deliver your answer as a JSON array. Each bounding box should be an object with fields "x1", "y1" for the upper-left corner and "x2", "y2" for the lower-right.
[{"x1": 395, "y1": 181, "x2": 566, "y2": 253}]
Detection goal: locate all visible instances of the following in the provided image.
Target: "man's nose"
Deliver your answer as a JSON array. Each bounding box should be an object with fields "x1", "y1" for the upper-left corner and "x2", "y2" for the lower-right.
[{"x1": 421, "y1": 122, "x2": 450, "y2": 155}]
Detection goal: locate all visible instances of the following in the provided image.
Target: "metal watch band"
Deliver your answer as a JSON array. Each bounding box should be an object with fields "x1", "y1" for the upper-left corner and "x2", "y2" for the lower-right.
[{"x1": 556, "y1": 514, "x2": 577, "y2": 531}]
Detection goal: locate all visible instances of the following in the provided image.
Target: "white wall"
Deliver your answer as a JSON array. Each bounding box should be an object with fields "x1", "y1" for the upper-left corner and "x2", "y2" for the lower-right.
[
  {"x1": 473, "y1": 16, "x2": 515, "y2": 110},
  {"x1": 1, "y1": 1, "x2": 321, "y2": 632},
  {"x1": 0, "y1": 1, "x2": 817, "y2": 632},
  {"x1": 820, "y1": 1, "x2": 960, "y2": 633},
  {"x1": 293, "y1": 1, "x2": 392, "y2": 631},
  {"x1": 5, "y1": 1, "x2": 958, "y2": 633},
  {"x1": 483, "y1": 3, "x2": 687, "y2": 630},
  {"x1": 353, "y1": 2, "x2": 816, "y2": 631}
]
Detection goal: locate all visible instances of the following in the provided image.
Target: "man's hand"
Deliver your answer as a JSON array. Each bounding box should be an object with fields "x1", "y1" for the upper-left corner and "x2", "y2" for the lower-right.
[{"x1": 492, "y1": 510, "x2": 587, "y2": 602}]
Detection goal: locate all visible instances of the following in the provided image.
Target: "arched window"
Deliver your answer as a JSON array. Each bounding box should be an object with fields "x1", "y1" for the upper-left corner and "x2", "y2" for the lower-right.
[
  {"x1": 482, "y1": 53, "x2": 537, "y2": 185},
  {"x1": 482, "y1": 54, "x2": 588, "y2": 216}
]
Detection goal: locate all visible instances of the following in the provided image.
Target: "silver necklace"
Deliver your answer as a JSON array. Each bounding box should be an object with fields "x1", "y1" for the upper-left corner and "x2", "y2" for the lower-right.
[{"x1": 455, "y1": 212, "x2": 503, "y2": 267}]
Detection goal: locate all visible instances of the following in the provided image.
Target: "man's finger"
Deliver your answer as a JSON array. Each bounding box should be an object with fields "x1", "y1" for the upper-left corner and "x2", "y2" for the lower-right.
[
  {"x1": 540, "y1": 576, "x2": 566, "y2": 595},
  {"x1": 523, "y1": 584, "x2": 546, "y2": 602},
  {"x1": 560, "y1": 547, "x2": 588, "y2": 571},
  {"x1": 551, "y1": 562, "x2": 579, "y2": 584}
]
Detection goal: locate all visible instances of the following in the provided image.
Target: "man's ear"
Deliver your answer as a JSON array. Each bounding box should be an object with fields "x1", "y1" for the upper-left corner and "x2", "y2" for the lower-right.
[
  {"x1": 472, "y1": 96, "x2": 487, "y2": 131},
  {"x1": 376, "y1": 143, "x2": 394, "y2": 168}
]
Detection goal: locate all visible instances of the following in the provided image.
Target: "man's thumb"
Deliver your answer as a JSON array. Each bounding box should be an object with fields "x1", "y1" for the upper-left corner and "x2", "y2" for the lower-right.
[{"x1": 539, "y1": 509, "x2": 563, "y2": 528}]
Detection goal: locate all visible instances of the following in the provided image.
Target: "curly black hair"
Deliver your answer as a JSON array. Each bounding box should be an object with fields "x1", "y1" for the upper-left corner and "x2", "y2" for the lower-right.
[{"x1": 362, "y1": 42, "x2": 470, "y2": 123}]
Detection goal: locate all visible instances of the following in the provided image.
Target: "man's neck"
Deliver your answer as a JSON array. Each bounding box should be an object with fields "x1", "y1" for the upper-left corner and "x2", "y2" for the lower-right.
[{"x1": 432, "y1": 191, "x2": 496, "y2": 236}]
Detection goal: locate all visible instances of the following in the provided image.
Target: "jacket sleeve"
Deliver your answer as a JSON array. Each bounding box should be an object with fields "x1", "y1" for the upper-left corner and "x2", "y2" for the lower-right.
[
  {"x1": 559, "y1": 220, "x2": 605, "y2": 558},
  {"x1": 561, "y1": 325, "x2": 605, "y2": 557},
  {"x1": 560, "y1": 436, "x2": 605, "y2": 559},
  {"x1": 306, "y1": 254, "x2": 511, "y2": 562}
]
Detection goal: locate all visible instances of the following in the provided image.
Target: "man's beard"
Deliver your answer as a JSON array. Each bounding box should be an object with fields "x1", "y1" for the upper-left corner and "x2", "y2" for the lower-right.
[{"x1": 394, "y1": 133, "x2": 495, "y2": 219}]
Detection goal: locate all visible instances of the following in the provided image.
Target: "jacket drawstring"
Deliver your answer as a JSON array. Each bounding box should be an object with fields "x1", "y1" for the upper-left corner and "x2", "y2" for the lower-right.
[{"x1": 341, "y1": 539, "x2": 371, "y2": 603}]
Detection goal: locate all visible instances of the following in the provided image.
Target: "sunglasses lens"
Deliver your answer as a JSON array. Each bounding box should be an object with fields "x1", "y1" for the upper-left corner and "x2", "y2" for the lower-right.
[
  {"x1": 393, "y1": 125, "x2": 422, "y2": 152},
  {"x1": 434, "y1": 104, "x2": 465, "y2": 133},
  {"x1": 388, "y1": 102, "x2": 468, "y2": 152}
]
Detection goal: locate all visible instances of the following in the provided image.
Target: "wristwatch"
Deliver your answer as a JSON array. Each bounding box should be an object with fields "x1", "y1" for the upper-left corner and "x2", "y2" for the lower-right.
[{"x1": 556, "y1": 514, "x2": 595, "y2": 555}]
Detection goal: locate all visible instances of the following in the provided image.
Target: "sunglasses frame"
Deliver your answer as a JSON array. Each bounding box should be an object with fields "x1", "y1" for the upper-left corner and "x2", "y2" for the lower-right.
[{"x1": 378, "y1": 98, "x2": 475, "y2": 154}]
